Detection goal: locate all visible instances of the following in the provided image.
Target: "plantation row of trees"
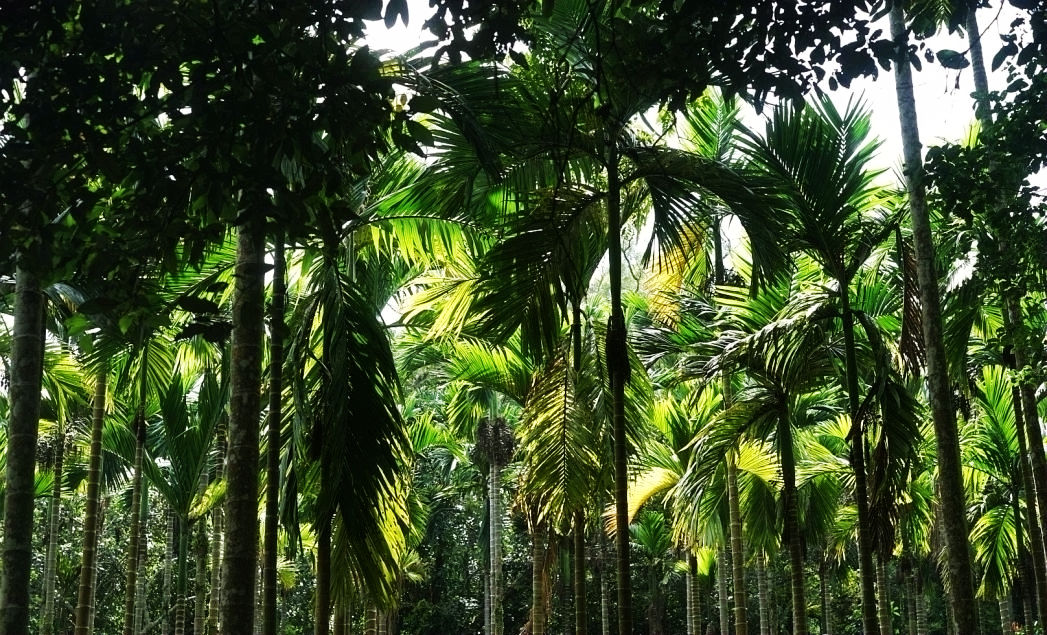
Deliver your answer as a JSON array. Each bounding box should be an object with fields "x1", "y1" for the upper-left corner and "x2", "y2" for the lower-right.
[{"x1": 2, "y1": 0, "x2": 1047, "y2": 634}]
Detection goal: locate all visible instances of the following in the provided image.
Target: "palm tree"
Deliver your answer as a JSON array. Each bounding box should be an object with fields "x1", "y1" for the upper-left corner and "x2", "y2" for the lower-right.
[
  {"x1": 738, "y1": 95, "x2": 908, "y2": 635},
  {"x1": 888, "y1": 7, "x2": 978, "y2": 631}
]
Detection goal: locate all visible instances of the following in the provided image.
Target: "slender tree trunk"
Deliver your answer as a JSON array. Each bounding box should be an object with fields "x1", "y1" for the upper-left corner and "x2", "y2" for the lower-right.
[
  {"x1": 876, "y1": 554, "x2": 892, "y2": 635},
  {"x1": 686, "y1": 553, "x2": 697, "y2": 635},
  {"x1": 840, "y1": 288, "x2": 880, "y2": 635},
  {"x1": 135, "y1": 486, "x2": 150, "y2": 635},
  {"x1": 915, "y1": 568, "x2": 927, "y2": 635},
  {"x1": 491, "y1": 457, "x2": 504, "y2": 635},
  {"x1": 484, "y1": 546, "x2": 492, "y2": 635},
  {"x1": 176, "y1": 516, "x2": 190, "y2": 635},
  {"x1": 755, "y1": 552, "x2": 769, "y2": 635},
  {"x1": 88, "y1": 498, "x2": 107, "y2": 633},
  {"x1": 333, "y1": 599, "x2": 347, "y2": 635},
  {"x1": 1000, "y1": 595, "x2": 1013, "y2": 635},
  {"x1": 365, "y1": 604, "x2": 377, "y2": 635},
  {"x1": 600, "y1": 537, "x2": 611, "y2": 635},
  {"x1": 207, "y1": 419, "x2": 227, "y2": 635},
  {"x1": 574, "y1": 510, "x2": 588, "y2": 635},
  {"x1": 1011, "y1": 380, "x2": 1047, "y2": 625},
  {"x1": 906, "y1": 559, "x2": 916, "y2": 635},
  {"x1": 196, "y1": 504, "x2": 210, "y2": 635},
  {"x1": 315, "y1": 512, "x2": 332, "y2": 635},
  {"x1": 726, "y1": 454, "x2": 748, "y2": 635},
  {"x1": 781, "y1": 422, "x2": 806, "y2": 635},
  {"x1": 222, "y1": 222, "x2": 266, "y2": 633},
  {"x1": 532, "y1": 523, "x2": 547, "y2": 635},
  {"x1": 165, "y1": 511, "x2": 177, "y2": 635},
  {"x1": 821, "y1": 557, "x2": 832, "y2": 635},
  {"x1": 41, "y1": 416, "x2": 66, "y2": 635},
  {"x1": 0, "y1": 266, "x2": 46, "y2": 635},
  {"x1": 605, "y1": 127, "x2": 632, "y2": 635},
  {"x1": 75, "y1": 370, "x2": 108, "y2": 635},
  {"x1": 890, "y1": 8, "x2": 978, "y2": 633},
  {"x1": 966, "y1": 4, "x2": 991, "y2": 123},
  {"x1": 718, "y1": 546, "x2": 731, "y2": 635},
  {"x1": 263, "y1": 233, "x2": 286, "y2": 635},
  {"x1": 124, "y1": 408, "x2": 147, "y2": 635}
]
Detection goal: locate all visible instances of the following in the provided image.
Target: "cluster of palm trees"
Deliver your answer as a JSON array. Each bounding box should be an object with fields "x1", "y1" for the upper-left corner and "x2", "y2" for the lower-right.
[{"x1": 2, "y1": 0, "x2": 1045, "y2": 634}]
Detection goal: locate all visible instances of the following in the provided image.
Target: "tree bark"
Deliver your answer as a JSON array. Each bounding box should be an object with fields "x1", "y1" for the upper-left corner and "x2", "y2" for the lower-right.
[
  {"x1": 574, "y1": 510, "x2": 588, "y2": 635},
  {"x1": 1000, "y1": 595, "x2": 1013, "y2": 635},
  {"x1": 263, "y1": 233, "x2": 286, "y2": 635},
  {"x1": 889, "y1": 8, "x2": 978, "y2": 632},
  {"x1": 687, "y1": 552, "x2": 698, "y2": 635},
  {"x1": 365, "y1": 603, "x2": 377, "y2": 635},
  {"x1": 726, "y1": 454, "x2": 748, "y2": 635},
  {"x1": 165, "y1": 511, "x2": 177, "y2": 635},
  {"x1": 221, "y1": 222, "x2": 266, "y2": 634},
  {"x1": 491, "y1": 457, "x2": 504, "y2": 635},
  {"x1": 1010, "y1": 381, "x2": 1047, "y2": 626},
  {"x1": 600, "y1": 534, "x2": 611, "y2": 635},
  {"x1": 781, "y1": 420, "x2": 806, "y2": 635},
  {"x1": 176, "y1": 516, "x2": 190, "y2": 635},
  {"x1": 41, "y1": 415, "x2": 66, "y2": 635},
  {"x1": 75, "y1": 370, "x2": 108, "y2": 635},
  {"x1": 718, "y1": 546, "x2": 731, "y2": 635},
  {"x1": 532, "y1": 523, "x2": 547, "y2": 635},
  {"x1": 820, "y1": 557, "x2": 832, "y2": 635},
  {"x1": 0, "y1": 266, "x2": 46, "y2": 635},
  {"x1": 840, "y1": 287, "x2": 880, "y2": 635},
  {"x1": 605, "y1": 125, "x2": 632, "y2": 635},
  {"x1": 134, "y1": 486, "x2": 150, "y2": 634},
  {"x1": 755, "y1": 552, "x2": 770, "y2": 635},
  {"x1": 195, "y1": 500, "x2": 210, "y2": 635},
  {"x1": 123, "y1": 407, "x2": 147, "y2": 635},
  {"x1": 315, "y1": 512, "x2": 332, "y2": 635},
  {"x1": 207, "y1": 418, "x2": 227, "y2": 635},
  {"x1": 876, "y1": 554, "x2": 892, "y2": 635}
]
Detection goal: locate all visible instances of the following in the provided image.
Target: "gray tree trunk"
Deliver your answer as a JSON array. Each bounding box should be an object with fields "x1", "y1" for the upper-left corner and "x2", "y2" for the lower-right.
[
  {"x1": 75, "y1": 371, "x2": 108, "y2": 635},
  {"x1": 727, "y1": 455, "x2": 748, "y2": 635},
  {"x1": 821, "y1": 558, "x2": 832, "y2": 635},
  {"x1": 221, "y1": 222, "x2": 266, "y2": 633},
  {"x1": 195, "y1": 469, "x2": 211, "y2": 635},
  {"x1": 42, "y1": 416, "x2": 66, "y2": 635},
  {"x1": 263, "y1": 234, "x2": 286, "y2": 635},
  {"x1": 0, "y1": 266, "x2": 46, "y2": 635},
  {"x1": 755, "y1": 552, "x2": 769, "y2": 635},
  {"x1": 124, "y1": 409, "x2": 147, "y2": 635},
  {"x1": 491, "y1": 458, "x2": 504, "y2": 635},
  {"x1": 164, "y1": 511, "x2": 177, "y2": 635},
  {"x1": 889, "y1": 7, "x2": 978, "y2": 632},
  {"x1": 876, "y1": 554, "x2": 892, "y2": 635},
  {"x1": 134, "y1": 487, "x2": 150, "y2": 635},
  {"x1": 718, "y1": 546, "x2": 730, "y2": 635}
]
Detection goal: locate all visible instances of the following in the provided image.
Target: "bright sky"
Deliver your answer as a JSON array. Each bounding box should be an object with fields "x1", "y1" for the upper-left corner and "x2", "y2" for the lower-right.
[{"x1": 364, "y1": 2, "x2": 1028, "y2": 173}]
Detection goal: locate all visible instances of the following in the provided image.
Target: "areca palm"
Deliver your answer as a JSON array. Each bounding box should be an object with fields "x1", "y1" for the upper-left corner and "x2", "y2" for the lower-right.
[{"x1": 738, "y1": 95, "x2": 904, "y2": 635}]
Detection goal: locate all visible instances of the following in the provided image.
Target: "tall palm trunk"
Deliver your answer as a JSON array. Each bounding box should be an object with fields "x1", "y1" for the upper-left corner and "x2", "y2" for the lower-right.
[
  {"x1": 574, "y1": 510, "x2": 587, "y2": 635},
  {"x1": 875, "y1": 554, "x2": 892, "y2": 635},
  {"x1": 840, "y1": 288, "x2": 879, "y2": 635},
  {"x1": 755, "y1": 552, "x2": 770, "y2": 635},
  {"x1": 718, "y1": 546, "x2": 731, "y2": 635},
  {"x1": 599, "y1": 534, "x2": 611, "y2": 635},
  {"x1": 42, "y1": 416, "x2": 66, "y2": 635},
  {"x1": 175, "y1": 515, "x2": 190, "y2": 635},
  {"x1": 999, "y1": 596, "x2": 1013, "y2": 635},
  {"x1": 914, "y1": 566, "x2": 927, "y2": 635},
  {"x1": 491, "y1": 455, "x2": 504, "y2": 635},
  {"x1": 1010, "y1": 380, "x2": 1047, "y2": 625},
  {"x1": 726, "y1": 454, "x2": 748, "y2": 635},
  {"x1": 221, "y1": 222, "x2": 266, "y2": 632},
  {"x1": 780, "y1": 422, "x2": 806, "y2": 635},
  {"x1": 263, "y1": 234, "x2": 286, "y2": 635},
  {"x1": 195, "y1": 500, "x2": 210, "y2": 635},
  {"x1": 333, "y1": 599, "x2": 347, "y2": 635},
  {"x1": 532, "y1": 523, "x2": 548, "y2": 635},
  {"x1": 135, "y1": 486, "x2": 150, "y2": 634},
  {"x1": 365, "y1": 603, "x2": 377, "y2": 635},
  {"x1": 88, "y1": 498, "x2": 107, "y2": 633},
  {"x1": 820, "y1": 557, "x2": 832, "y2": 635},
  {"x1": 207, "y1": 419, "x2": 227, "y2": 635},
  {"x1": 164, "y1": 511, "x2": 177, "y2": 635},
  {"x1": 686, "y1": 552, "x2": 698, "y2": 635},
  {"x1": 315, "y1": 512, "x2": 332, "y2": 635},
  {"x1": 75, "y1": 371, "x2": 108, "y2": 635},
  {"x1": 605, "y1": 125, "x2": 632, "y2": 635},
  {"x1": 0, "y1": 266, "x2": 46, "y2": 635},
  {"x1": 124, "y1": 408, "x2": 147, "y2": 635},
  {"x1": 889, "y1": 8, "x2": 977, "y2": 632}
]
